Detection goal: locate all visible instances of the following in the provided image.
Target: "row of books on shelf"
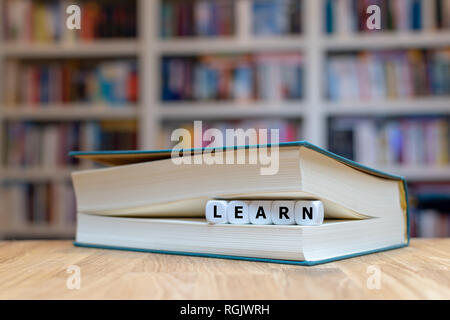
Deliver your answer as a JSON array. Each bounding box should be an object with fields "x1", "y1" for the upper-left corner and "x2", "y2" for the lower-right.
[
  {"x1": 4, "y1": 59, "x2": 138, "y2": 106},
  {"x1": 329, "y1": 117, "x2": 450, "y2": 167},
  {"x1": 159, "y1": 119, "x2": 300, "y2": 148},
  {"x1": 2, "y1": 0, "x2": 137, "y2": 43},
  {"x1": 160, "y1": 0, "x2": 234, "y2": 38},
  {"x1": 0, "y1": 181, "x2": 76, "y2": 230},
  {"x1": 325, "y1": 0, "x2": 450, "y2": 34},
  {"x1": 160, "y1": 0, "x2": 302, "y2": 38},
  {"x1": 410, "y1": 209, "x2": 450, "y2": 237},
  {"x1": 4, "y1": 120, "x2": 137, "y2": 168},
  {"x1": 409, "y1": 182, "x2": 450, "y2": 237},
  {"x1": 162, "y1": 53, "x2": 304, "y2": 102},
  {"x1": 3, "y1": 0, "x2": 450, "y2": 43},
  {"x1": 327, "y1": 49, "x2": 450, "y2": 101}
]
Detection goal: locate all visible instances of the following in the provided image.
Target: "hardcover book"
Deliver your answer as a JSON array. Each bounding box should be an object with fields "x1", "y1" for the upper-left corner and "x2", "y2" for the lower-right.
[{"x1": 70, "y1": 141, "x2": 409, "y2": 265}]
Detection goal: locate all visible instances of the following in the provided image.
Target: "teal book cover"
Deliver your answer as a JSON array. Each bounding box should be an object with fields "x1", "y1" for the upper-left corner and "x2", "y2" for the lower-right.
[{"x1": 70, "y1": 141, "x2": 410, "y2": 266}]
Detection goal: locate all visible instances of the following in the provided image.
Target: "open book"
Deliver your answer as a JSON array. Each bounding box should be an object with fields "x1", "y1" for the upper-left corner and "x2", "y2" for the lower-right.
[{"x1": 70, "y1": 141, "x2": 409, "y2": 265}]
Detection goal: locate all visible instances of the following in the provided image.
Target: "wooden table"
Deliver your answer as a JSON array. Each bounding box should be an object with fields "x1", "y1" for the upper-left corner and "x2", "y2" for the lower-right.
[{"x1": 0, "y1": 239, "x2": 448, "y2": 299}]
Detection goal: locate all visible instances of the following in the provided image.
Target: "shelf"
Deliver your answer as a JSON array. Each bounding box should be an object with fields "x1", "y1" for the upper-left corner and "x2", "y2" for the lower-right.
[
  {"x1": 1, "y1": 105, "x2": 139, "y2": 120},
  {"x1": 156, "y1": 36, "x2": 306, "y2": 54},
  {"x1": 323, "y1": 31, "x2": 450, "y2": 50},
  {"x1": 158, "y1": 101, "x2": 307, "y2": 119},
  {"x1": 2, "y1": 39, "x2": 140, "y2": 58},
  {"x1": 324, "y1": 98, "x2": 450, "y2": 116},
  {"x1": 1, "y1": 168, "x2": 73, "y2": 181},
  {"x1": 0, "y1": 224, "x2": 75, "y2": 238},
  {"x1": 376, "y1": 166, "x2": 450, "y2": 182}
]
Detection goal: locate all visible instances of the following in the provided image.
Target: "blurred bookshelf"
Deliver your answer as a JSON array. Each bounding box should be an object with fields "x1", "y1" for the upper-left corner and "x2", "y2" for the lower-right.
[
  {"x1": 0, "y1": 0, "x2": 140, "y2": 239},
  {"x1": 0, "y1": 0, "x2": 449, "y2": 239}
]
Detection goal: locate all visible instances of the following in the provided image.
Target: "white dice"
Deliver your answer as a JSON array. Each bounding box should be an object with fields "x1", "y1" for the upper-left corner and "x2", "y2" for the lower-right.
[
  {"x1": 294, "y1": 200, "x2": 324, "y2": 226},
  {"x1": 205, "y1": 200, "x2": 228, "y2": 224},
  {"x1": 271, "y1": 201, "x2": 296, "y2": 225},
  {"x1": 249, "y1": 201, "x2": 272, "y2": 225},
  {"x1": 227, "y1": 201, "x2": 250, "y2": 224},
  {"x1": 205, "y1": 200, "x2": 324, "y2": 226}
]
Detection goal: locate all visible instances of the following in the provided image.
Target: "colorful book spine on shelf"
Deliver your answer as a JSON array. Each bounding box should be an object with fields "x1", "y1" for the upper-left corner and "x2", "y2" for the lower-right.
[
  {"x1": 328, "y1": 117, "x2": 450, "y2": 167},
  {"x1": 252, "y1": 0, "x2": 302, "y2": 35},
  {"x1": 326, "y1": 49, "x2": 450, "y2": 101},
  {"x1": 4, "y1": 59, "x2": 138, "y2": 106},
  {"x1": 160, "y1": 0, "x2": 235, "y2": 38},
  {"x1": 2, "y1": 0, "x2": 137, "y2": 43},
  {"x1": 324, "y1": 0, "x2": 450, "y2": 34},
  {"x1": 4, "y1": 120, "x2": 137, "y2": 168},
  {"x1": 159, "y1": 119, "x2": 300, "y2": 149},
  {"x1": 161, "y1": 53, "x2": 304, "y2": 102}
]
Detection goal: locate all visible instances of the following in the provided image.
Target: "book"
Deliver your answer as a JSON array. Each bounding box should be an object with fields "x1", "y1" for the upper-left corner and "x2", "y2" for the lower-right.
[
  {"x1": 70, "y1": 141, "x2": 409, "y2": 265},
  {"x1": 436, "y1": 0, "x2": 450, "y2": 29}
]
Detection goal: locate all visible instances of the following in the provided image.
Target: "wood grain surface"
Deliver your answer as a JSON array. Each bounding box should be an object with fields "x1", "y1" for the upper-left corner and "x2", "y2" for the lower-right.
[{"x1": 0, "y1": 239, "x2": 448, "y2": 299}]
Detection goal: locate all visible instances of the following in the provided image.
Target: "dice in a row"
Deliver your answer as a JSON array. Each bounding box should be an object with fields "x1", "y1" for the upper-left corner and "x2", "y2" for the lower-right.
[{"x1": 205, "y1": 200, "x2": 324, "y2": 226}]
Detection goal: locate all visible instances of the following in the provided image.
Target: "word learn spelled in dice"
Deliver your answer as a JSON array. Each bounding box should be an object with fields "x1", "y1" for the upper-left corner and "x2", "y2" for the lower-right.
[{"x1": 205, "y1": 200, "x2": 324, "y2": 226}]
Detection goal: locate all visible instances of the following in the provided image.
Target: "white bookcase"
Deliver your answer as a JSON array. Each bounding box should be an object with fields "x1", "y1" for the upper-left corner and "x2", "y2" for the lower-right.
[
  {"x1": 145, "y1": 0, "x2": 450, "y2": 178},
  {"x1": 0, "y1": 0, "x2": 449, "y2": 238}
]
